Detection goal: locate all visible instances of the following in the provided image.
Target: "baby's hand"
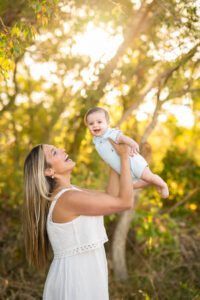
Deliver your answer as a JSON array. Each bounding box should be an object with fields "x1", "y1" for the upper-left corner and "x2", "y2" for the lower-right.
[
  {"x1": 129, "y1": 141, "x2": 139, "y2": 156},
  {"x1": 115, "y1": 133, "x2": 139, "y2": 156}
]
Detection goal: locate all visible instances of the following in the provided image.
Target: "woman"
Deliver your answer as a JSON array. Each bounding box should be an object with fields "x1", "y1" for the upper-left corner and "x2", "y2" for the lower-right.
[{"x1": 23, "y1": 141, "x2": 134, "y2": 300}]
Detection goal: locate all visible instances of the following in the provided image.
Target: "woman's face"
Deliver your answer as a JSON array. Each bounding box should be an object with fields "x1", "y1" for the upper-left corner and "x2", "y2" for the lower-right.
[{"x1": 43, "y1": 144, "x2": 75, "y2": 176}]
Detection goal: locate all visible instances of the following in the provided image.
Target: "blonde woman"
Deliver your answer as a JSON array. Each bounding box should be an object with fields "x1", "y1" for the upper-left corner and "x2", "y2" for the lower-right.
[{"x1": 23, "y1": 141, "x2": 134, "y2": 300}]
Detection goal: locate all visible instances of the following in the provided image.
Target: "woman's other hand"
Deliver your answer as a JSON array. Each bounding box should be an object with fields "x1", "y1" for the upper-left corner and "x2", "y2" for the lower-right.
[{"x1": 108, "y1": 139, "x2": 130, "y2": 157}]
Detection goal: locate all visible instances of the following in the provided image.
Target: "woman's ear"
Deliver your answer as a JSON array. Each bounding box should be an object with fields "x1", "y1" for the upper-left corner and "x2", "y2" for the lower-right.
[{"x1": 44, "y1": 168, "x2": 54, "y2": 177}]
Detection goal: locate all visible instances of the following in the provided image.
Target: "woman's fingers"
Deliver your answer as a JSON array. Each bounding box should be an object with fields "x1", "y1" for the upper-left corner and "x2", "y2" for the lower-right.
[
  {"x1": 108, "y1": 138, "x2": 119, "y2": 151},
  {"x1": 129, "y1": 148, "x2": 134, "y2": 157},
  {"x1": 108, "y1": 138, "x2": 129, "y2": 156}
]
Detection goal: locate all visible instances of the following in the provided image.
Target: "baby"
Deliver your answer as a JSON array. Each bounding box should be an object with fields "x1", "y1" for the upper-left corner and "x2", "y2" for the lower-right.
[{"x1": 84, "y1": 106, "x2": 169, "y2": 198}]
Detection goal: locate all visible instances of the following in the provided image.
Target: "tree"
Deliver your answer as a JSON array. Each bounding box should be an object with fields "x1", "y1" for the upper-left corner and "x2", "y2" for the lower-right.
[
  {"x1": 0, "y1": 0, "x2": 200, "y2": 297},
  {"x1": 0, "y1": 0, "x2": 58, "y2": 78}
]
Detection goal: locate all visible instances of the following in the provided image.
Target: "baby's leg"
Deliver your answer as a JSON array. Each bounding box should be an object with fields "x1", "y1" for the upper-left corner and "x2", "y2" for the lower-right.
[
  {"x1": 133, "y1": 180, "x2": 150, "y2": 189},
  {"x1": 141, "y1": 167, "x2": 169, "y2": 198}
]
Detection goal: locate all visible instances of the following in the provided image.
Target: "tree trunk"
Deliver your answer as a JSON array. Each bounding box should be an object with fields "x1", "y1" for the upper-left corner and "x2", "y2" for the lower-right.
[
  {"x1": 112, "y1": 210, "x2": 134, "y2": 281},
  {"x1": 112, "y1": 191, "x2": 139, "y2": 281},
  {"x1": 111, "y1": 44, "x2": 200, "y2": 281}
]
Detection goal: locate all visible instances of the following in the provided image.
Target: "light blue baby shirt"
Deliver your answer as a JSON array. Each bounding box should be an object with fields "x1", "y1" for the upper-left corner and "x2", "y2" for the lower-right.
[{"x1": 93, "y1": 128, "x2": 148, "y2": 180}]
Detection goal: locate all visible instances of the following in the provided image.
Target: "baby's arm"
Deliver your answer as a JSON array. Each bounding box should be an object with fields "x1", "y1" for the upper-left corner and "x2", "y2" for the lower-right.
[{"x1": 117, "y1": 134, "x2": 139, "y2": 156}]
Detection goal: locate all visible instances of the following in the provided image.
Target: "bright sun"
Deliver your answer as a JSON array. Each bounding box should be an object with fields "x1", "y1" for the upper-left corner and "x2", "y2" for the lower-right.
[{"x1": 72, "y1": 22, "x2": 123, "y2": 62}]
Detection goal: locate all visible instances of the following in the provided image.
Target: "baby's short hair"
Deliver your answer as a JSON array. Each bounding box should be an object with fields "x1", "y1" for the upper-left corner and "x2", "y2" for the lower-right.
[{"x1": 84, "y1": 107, "x2": 110, "y2": 125}]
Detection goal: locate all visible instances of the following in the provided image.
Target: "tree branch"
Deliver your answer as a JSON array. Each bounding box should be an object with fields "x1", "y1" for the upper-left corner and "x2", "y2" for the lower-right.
[
  {"x1": 161, "y1": 188, "x2": 200, "y2": 215},
  {"x1": 140, "y1": 86, "x2": 162, "y2": 148},
  {"x1": 117, "y1": 42, "x2": 200, "y2": 126}
]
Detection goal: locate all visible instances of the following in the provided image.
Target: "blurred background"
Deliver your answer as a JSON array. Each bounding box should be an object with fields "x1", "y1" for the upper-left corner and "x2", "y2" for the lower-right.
[{"x1": 0, "y1": 0, "x2": 200, "y2": 299}]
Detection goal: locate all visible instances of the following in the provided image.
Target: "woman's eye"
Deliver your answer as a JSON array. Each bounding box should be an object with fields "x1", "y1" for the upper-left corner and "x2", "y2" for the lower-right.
[{"x1": 53, "y1": 151, "x2": 57, "y2": 155}]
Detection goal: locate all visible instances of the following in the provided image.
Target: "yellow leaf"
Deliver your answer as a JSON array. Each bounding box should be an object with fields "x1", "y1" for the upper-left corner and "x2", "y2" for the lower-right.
[
  {"x1": 11, "y1": 25, "x2": 21, "y2": 37},
  {"x1": 188, "y1": 203, "x2": 197, "y2": 211}
]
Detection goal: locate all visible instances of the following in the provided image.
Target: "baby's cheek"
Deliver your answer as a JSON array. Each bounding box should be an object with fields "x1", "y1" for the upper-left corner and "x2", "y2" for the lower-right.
[{"x1": 103, "y1": 125, "x2": 108, "y2": 131}]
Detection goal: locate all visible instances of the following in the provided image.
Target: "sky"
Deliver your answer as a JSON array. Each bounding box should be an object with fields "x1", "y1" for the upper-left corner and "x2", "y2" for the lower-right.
[{"x1": 23, "y1": 20, "x2": 196, "y2": 129}]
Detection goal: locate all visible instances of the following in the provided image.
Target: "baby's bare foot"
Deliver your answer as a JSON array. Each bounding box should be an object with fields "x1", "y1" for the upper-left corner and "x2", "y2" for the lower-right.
[
  {"x1": 161, "y1": 184, "x2": 169, "y2": 198},
  {"x1": 157, "y1": 184, "x2": 169, "y2": 198}
]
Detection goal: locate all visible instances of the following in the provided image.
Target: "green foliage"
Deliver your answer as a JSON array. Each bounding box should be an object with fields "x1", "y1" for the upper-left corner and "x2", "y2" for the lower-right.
[
  {"x1": 0, "y1": 0, "x2": 58, "y2": 78},
  {"x1": 162, "y1": 148, "x2": 200, "y2": 209}
]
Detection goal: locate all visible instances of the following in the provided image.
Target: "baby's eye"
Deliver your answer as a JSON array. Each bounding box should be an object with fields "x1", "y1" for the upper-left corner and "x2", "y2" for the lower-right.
[
  {"x1": 89, "y1": 122, "x2": 93, "y2": 126},
  {"x1": 98, "y1": 121, "x2": 102, "y2": 123},
  {"x1": 53, "y1": 150, "x2": 57, "y2": 155}
]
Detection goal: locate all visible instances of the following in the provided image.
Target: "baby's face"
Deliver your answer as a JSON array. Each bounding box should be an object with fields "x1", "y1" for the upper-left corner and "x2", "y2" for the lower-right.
[{"x1": 86, "y1": 111, "x2": 108, "y2": 137}]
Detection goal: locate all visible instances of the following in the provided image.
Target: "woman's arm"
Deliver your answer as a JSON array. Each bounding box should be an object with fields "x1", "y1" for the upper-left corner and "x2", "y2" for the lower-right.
[
  {"x1": 106, "y1": 168, "x2": 120, "y2": 197},
  {"x1": 76, "y1": 168, "x2": 120, "y2": 197},
  {"x1": 58, "y1": 143, "x2": 134, "y2": 216},
  {"x1": 74, "y1": 168, "x2": 119, "y2": 200}
]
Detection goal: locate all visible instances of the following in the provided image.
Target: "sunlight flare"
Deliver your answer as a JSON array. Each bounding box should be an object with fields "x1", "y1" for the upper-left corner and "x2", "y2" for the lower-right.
[{"x1": 72, "y1": 22, "x2": 123, "y2": 62}]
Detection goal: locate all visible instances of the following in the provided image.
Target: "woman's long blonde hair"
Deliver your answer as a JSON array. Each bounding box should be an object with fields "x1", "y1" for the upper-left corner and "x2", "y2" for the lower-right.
[{"x1": 23, "y1": 144, "x2": 55, "y2": 271}]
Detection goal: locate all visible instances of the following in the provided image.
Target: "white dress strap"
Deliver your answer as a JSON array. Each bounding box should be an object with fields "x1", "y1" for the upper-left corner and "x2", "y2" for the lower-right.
[
  {"x1": 54, "y1": 188, "x2": 73, "y2": 202},
  {"x1": 48, "y1": 187, "x2": 75, "y2": 222}
]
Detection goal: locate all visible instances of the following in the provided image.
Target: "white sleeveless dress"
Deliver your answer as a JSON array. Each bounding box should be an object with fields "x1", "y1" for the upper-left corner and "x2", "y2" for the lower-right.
[{"x1": 43, "y1": 187, "x2": 109, "y2": 300}]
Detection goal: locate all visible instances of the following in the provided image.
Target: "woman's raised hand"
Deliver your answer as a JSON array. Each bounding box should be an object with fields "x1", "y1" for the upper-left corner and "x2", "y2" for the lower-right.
[{"x1": 108, "y1": 139, "x2": 130, "y2": 157}]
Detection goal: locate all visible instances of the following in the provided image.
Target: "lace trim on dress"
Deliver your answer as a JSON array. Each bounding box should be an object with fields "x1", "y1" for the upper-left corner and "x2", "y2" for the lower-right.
[{"x1": 54, "y1": 236, "x2": 108, "y2": 259}]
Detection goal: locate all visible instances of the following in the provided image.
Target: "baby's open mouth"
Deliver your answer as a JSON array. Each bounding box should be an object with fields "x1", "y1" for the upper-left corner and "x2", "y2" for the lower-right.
[{"x1": 94, "y1": 129, "x2": 101, "y2": 133}]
